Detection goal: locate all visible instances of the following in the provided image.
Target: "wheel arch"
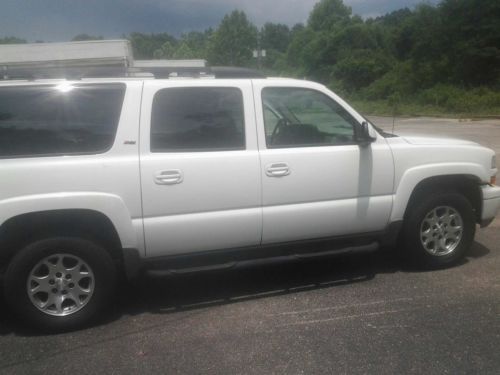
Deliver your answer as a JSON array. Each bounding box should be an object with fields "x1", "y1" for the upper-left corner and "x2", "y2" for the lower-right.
[
  {"x1": 0, "y1": 209, "x2": 125, "y2": 268},
  {"x1": 395, "y1": 174, "x2": 483, "y2": 223},
  {"x1": 0, "y1": 192, "x2": 139, "y2": 247}
]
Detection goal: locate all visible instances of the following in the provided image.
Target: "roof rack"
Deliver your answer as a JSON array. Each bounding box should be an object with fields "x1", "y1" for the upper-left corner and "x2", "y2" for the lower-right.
[
  {"x1": 0, "y1": 65, "x2": 266, "y2": 80},
  {"x1": 142, "y1": 66, "x2": 266, "y2": 79},
  {"x1": 210, "y1": 67, "x2": 266, "y2": 79}
]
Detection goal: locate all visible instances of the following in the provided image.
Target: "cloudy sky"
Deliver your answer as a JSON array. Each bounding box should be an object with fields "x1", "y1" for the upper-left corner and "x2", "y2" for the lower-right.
[{"x1": 1, "y1": 0, "x2": 439, "y2": 42}]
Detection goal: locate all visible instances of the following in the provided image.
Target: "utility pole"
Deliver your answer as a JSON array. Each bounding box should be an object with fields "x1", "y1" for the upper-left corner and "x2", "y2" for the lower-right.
[
  {"x1": 253, "y1": 38, "x2": 266, "y2": 70},
  {"x1": 253, "y1": 49, "x2": 266, "y2": 69}
]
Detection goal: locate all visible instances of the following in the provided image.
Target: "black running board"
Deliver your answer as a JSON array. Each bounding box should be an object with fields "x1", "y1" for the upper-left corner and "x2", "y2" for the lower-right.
[{"x1": 145, "y1": 241, "x2": 378, "y2": 277}]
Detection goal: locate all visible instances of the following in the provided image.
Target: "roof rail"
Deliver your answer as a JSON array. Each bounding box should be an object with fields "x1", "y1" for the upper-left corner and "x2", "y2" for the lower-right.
[
  {"x1": 131, "y1": 66, "x2": 266, "y2": 79},
  {"x1": 0, "y1": 65, "x2": 266, "y2": 81},
  {"x1": 210, "y1": 67, "x2": 266, "y2": 79}
]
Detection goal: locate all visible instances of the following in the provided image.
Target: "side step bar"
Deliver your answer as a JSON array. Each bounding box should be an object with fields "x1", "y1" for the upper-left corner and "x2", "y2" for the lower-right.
[{"x1": 145, "y1": 242, "x2": 379, "y2": 277}]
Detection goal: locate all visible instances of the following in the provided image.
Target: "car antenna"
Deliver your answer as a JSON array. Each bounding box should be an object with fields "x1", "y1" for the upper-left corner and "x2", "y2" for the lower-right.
[
  {"x1": 392, "y1": 111, "x2": 396, "y2": 134},
  {"x1": 390, "y1": 93, "x2": 400, "y2": 134}
]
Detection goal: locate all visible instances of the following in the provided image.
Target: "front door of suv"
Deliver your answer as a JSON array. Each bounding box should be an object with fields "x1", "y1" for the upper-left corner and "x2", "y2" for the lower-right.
[
  {"x1": 253, "y1": 81, "x2": 395, "y2": 244},
  {"x1": 140, "y1": 81, "x2": 262, "y2": 257}
]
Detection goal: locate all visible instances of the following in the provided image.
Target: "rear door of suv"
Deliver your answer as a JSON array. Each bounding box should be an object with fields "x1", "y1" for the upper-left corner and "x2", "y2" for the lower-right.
[{"x1": 139, "y1": 80, "x2": 262, "y2": 257}]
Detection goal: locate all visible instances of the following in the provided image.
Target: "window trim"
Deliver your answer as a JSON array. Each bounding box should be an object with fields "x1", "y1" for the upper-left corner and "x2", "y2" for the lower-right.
[
  {"x1": 0, "y1": 83, "x2": 126, "y2": 159},
  {"x1": 261, "y1": 87, "x2": 362, "y2": 149},
  {"x1": 150, "y1": 86, "x2": 247, "y2": 153}
]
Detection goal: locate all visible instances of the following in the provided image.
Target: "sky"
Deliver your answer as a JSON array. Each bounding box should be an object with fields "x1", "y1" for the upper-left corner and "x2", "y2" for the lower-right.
[{"x1": 0, "y1": 0, "x2": 439, "y2": 42}]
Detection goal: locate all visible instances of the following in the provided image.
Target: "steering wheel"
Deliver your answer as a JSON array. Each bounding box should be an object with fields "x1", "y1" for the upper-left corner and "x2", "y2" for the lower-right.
[
  {"x1": 335, "y1": 134, "x2": 351, "y2": 143},
  {"x1": 270, "y1": 118, "x2": 287, "y2": 145}
]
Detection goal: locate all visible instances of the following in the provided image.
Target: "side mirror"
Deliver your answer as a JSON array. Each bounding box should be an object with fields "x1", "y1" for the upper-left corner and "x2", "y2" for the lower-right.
[{"x1": 357, "y1": 121, "x2": 377, "y2": 146}]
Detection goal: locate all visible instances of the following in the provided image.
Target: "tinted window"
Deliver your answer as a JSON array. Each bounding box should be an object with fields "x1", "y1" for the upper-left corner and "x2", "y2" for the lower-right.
[
  {"x1": 151, "y1": 87, "x2": 245, "y2": 152},
  {"x1": 0, "y1": 83, "x2": 125, "y2": 158},
  {"x1": 262, "y1": 87, "x2": 358, "y2": 148}
]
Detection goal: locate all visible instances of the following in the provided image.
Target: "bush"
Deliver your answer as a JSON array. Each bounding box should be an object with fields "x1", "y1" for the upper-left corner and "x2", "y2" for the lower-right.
[
  {"x1": 352, "y1": 77, "x2": 500, "y2": 116},
  {"x1": 357, "y1": 61, "x2": 414, "y2": 100},
  {"x1": 418, "y1": 85, "x2": 500, "y2": 114},
  {"x1": 332, "y1": 49, "x2": 394, "y2": 93}
]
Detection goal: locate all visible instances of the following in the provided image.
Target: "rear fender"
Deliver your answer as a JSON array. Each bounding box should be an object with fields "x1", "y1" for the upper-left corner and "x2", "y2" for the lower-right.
[{"x1": 0, "y1": 192, "x2": 141, "y2": 251}]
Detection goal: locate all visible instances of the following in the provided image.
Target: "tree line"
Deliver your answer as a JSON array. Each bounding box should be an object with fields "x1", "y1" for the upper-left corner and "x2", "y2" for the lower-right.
[{"x1": 2, "y1": 0, "x2": 499, "y2": 115}]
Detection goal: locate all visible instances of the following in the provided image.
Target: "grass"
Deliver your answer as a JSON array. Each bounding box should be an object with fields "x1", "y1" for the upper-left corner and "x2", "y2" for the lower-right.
[{"x1": 349, "y1": 99, "x2": 500, "y2": 118}]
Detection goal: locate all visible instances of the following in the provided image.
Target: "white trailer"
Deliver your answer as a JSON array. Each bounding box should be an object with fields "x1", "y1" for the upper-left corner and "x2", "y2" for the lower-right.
[{"x1": 0, "y1": 40, "x2": 133, "y2": 79}]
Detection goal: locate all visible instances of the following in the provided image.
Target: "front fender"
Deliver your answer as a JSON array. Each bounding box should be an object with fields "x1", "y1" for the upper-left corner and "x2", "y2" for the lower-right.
[
  {"x1": 0, "y1": 192, "x2": 139, "y2": 249},
  {"x1": 391, "y1": 163, "x2": 489, "y2": 221}
]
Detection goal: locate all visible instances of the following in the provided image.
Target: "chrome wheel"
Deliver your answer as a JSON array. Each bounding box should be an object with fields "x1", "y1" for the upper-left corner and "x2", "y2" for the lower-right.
[
  {"x1": 27, "y1": 254, "x2": 95, "y2": 316},
  {"x1": 420, "y1": 206, "x2": 463, "y2": 256}
]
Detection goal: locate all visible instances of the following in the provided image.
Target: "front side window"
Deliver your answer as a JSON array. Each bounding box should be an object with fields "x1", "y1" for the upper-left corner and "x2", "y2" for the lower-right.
[
  {"x1": 151, "y1": 87, "x2": 245, "y2": 152},
  {"x1": 262, "y1": 87, "x2": 358, "y2": 148},
  {"x1": 0, "y1": 83, "x2": 125, "y2": 158}
]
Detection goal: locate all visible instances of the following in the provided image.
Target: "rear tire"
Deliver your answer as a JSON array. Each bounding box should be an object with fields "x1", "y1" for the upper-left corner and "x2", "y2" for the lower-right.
[
  {"x1": 4, "y1": 237, "x2": 116, "y2": 332},
  {"x1": 402, "y1": 192, "x2": 475, "y2": 268}
]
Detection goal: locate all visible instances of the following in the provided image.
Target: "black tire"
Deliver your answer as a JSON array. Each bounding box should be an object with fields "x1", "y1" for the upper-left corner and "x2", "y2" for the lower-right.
[
  {"x1": 402, "y1": 192, "x2": 475, "y2": 268},
  {"x1": 3, "y1": 237, "x2": 116, "y2": 332}
]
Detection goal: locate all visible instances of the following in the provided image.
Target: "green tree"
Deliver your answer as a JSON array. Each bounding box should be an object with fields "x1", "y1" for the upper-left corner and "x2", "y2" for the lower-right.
[
  {"x1": 286, "y1": 27, "x2": 317, "y2": 69},
  {"x1": 439, "y1": 0, "x2": 500, "y2": 85},
  {"x1": 180, "y1": 30, "x2": 212, "y2": 57},
  {"x1": 128, "y1": 32, "x2": 177, "y2": 59},
  {"x1": 308, "y1": 0, "x2": 352, "y2": 31},
  {"x1": 332, "y1": 49, "x2": 393, "y2": 92},
  {"x1": 173, "y1": 42, "x2": 196, "y2": 59},
  {"x1": 287, "y1": 0, "x2": 359, "y2": 80},
  {"x1": 0, "y1": 36, "x2": 26, "y2": 44},
  {"x1": 208, "y1": 10, "x2": 258, "y2": 66},
  {"x1": 153, "y1": 41, "x2": 175, "y2": 59},
  {"x1": 260, "y1": 23, "x2": 290, "y2": 53}
]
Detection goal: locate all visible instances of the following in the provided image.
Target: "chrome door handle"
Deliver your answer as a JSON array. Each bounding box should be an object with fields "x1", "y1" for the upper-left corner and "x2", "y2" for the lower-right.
[
  {"x1": 266, "y1": 163, "x2": 290, "y2": 177},
  {"x1": 154, "y1": 169, "x2": 183, "y2": 185}
]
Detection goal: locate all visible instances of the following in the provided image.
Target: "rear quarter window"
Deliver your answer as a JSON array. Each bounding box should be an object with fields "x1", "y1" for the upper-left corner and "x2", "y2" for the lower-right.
[{"x1": 0, "y1": 83, "x2": 125, "y2": 158}]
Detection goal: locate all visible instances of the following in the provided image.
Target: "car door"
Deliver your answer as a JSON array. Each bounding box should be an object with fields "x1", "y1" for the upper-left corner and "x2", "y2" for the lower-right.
[
  {"x1": 253, "y1": 80, "x2": 395, "y2": 244},
  {"x1": 139, "y1": 80, "x2": 262, "y2": 258}
]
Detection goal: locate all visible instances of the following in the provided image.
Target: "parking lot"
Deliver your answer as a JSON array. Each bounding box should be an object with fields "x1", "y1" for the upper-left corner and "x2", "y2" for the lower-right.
[{"x1": 0, "y1": 117, "x2": 499, "y2": 374}]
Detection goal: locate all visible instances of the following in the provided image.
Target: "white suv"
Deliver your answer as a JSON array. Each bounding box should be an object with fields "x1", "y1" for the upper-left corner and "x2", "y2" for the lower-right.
[{"x1": 0, "y1": 69, "x2": 499, "y2": 331}]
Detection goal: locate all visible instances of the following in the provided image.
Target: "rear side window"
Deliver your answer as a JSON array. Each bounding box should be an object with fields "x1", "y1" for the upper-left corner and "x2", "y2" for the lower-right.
[
  {"x1": 0, "y1": 83, "x2": 125, "y2": 158},
  {"x1": 151, "y1": 87, "x2": 245, "y2": 152}
]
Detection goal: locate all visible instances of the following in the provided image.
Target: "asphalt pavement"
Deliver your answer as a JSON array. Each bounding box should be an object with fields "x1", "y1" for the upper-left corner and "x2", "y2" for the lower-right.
[{"x1": 0, "y1": 117, "x2": 499, "y2": 374}]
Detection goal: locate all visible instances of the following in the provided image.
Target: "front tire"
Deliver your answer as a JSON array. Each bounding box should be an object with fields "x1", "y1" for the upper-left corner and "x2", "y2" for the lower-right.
[
  {"x1": 402, "y1": 192, "x2": 475, "y2": 268},
  {"x1": 4, "y1": 237, "x2": 116, "y2": 332}
]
